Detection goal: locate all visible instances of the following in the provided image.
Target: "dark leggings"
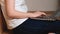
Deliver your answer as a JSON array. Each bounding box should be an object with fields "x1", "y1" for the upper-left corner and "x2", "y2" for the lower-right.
[{"x1": 12, "y1": 18, "x2": 60, "y2": 34}]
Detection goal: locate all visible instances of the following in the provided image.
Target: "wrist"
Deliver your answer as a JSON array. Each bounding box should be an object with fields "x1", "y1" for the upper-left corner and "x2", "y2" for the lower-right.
[{"x1": 27, "y1": 13, "x2": 33, "y2": 18}]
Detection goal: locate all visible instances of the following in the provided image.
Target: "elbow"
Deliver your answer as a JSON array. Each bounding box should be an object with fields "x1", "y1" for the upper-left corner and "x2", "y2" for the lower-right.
[
  {"x1": 7, "y1": 13, "x2": 15, "y2": 19},
  {"x1": 7, "y1": 14, "x2": 22, "y2": 19},
  {"x1": 6, "y1": 11, "x2": 15, "y2": 19},
  {"x1": 7, "y1": 13, "x2": 20, "y2": 19},
  {"x1": 6, "y1": 10, "x2": 17, "y2": 19}
]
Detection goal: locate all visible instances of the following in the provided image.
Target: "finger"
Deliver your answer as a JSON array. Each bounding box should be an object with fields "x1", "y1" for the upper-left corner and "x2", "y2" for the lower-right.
[{"x1": 42, "y1": 13, "x2": 47, "y2": 16}]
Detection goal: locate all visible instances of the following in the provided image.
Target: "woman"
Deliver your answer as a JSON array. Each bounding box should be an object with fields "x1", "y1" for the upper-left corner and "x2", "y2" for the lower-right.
[
  {"x1": 1, "y1": 0, "x2": 47, "y2": 34},
  {"x1": 1, "y1": 0, "x2": 60, "y2": 34}
]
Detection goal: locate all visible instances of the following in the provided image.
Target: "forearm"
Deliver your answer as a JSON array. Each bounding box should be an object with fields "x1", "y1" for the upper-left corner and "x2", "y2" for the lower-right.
[{"x1": 7, "y1": 10, "x2": 34, "y2": 19}]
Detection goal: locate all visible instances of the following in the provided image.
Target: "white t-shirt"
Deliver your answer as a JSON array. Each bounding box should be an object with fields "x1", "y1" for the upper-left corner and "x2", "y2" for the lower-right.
[{"x1": 0, "y1": 0, "x2": 28, "y2": 29}]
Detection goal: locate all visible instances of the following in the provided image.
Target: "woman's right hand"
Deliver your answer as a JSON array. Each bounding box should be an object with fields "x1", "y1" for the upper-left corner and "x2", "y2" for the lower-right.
[{"x1": 29, "y1": 11, "x2": 47, "y2": 18}]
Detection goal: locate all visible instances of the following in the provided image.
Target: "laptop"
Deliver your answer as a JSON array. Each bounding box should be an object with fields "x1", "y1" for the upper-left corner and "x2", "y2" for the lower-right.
[{"x1": 31, "y1": 8, "x2": 60, "y2": 20}]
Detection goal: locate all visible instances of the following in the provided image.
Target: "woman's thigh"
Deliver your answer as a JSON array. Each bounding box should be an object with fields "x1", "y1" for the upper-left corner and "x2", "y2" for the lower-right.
[
  {"x1": 12, "y1": 18, "x2": 60, "y2": 34},
  {"x1": 12, "y1": 18, "x2": 49, "y2": 34}
]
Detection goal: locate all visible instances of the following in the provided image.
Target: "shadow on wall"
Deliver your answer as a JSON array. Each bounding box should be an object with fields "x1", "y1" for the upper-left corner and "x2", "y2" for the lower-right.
[{"x1": 26, "y1": 0, "x2": 58, "y2": 11}]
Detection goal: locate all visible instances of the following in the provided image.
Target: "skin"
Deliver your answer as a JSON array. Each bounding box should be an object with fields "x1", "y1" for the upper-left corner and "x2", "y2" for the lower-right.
[
  {"x1": 48, "y1": 33, "x2": 55, "y2": 34},
  {"x1": 5, "y1": 0, "x2": 47, "y2": 19}
]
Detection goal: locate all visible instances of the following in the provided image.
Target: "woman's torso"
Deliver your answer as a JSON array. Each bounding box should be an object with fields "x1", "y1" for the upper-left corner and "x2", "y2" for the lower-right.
[{"x1": 1, "y1": 0, "x2": 28, "y2": 29}]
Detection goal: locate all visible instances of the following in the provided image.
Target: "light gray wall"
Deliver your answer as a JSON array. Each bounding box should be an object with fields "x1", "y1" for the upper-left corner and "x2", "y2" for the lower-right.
[{"x1": 26, "y1": 0, "x2": 58, "y2": 11}]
